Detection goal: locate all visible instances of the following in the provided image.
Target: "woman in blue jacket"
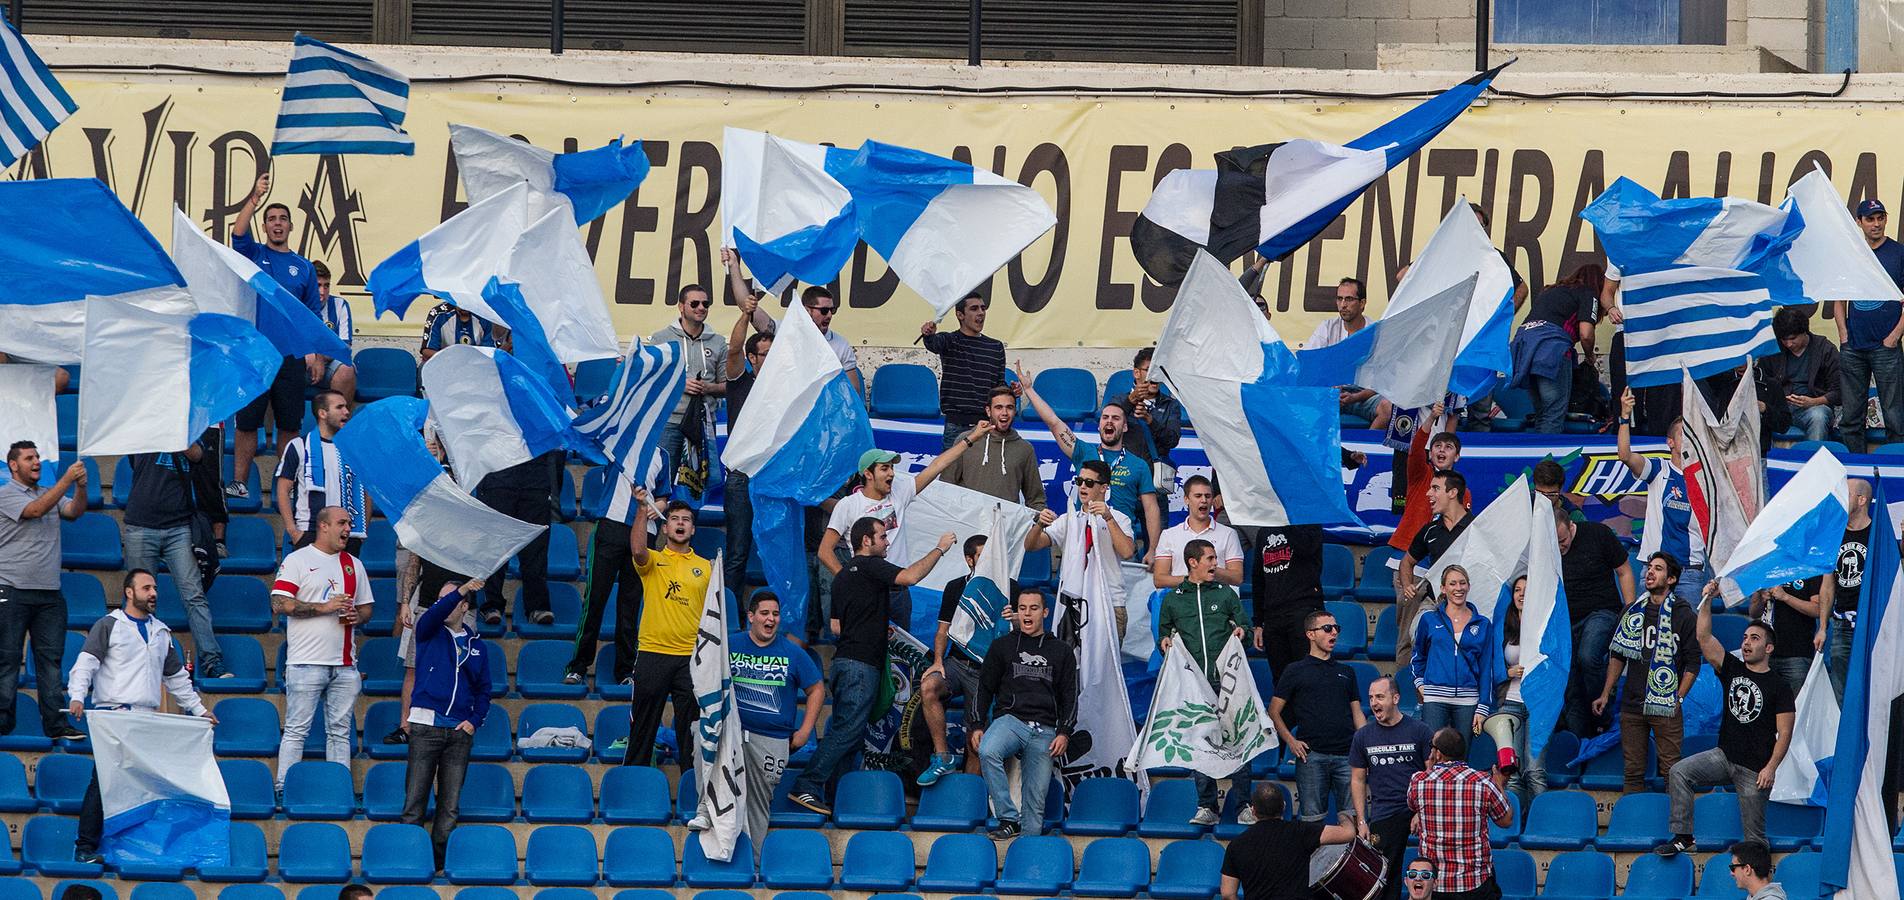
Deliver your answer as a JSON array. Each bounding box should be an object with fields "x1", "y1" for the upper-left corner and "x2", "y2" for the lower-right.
[{"x1": 1409, "y1": 565, "x2": 1505, "y2": 736}]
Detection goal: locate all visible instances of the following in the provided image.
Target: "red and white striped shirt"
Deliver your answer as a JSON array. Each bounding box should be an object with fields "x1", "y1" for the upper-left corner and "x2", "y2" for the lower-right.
[{"x1": 273, "y1": 544, "x2": 374, "y2": 667}]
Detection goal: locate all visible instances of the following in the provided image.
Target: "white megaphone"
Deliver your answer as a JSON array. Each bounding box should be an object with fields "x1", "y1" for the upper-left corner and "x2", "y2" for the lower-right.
[{"x1": 1481, "y1": 713, "x2": 1520, "y2": 775}]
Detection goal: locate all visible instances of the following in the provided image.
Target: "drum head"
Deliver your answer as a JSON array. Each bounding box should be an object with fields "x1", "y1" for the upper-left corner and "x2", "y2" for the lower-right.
[{"x1": 1309, "y1": 842, "x2": 1349, "y2": 886}]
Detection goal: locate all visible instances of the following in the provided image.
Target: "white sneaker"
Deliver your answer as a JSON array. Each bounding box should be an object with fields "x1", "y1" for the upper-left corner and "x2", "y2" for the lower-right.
[
  {"x1": 1190, "y1": 807, "x2": 1219, "y2": 826},
  {"x1": 1237, "y1": 806, "x2": 1259, "y2": 825},
  {"x1": 686, "y1": 813, "x2": 712, "y2": 832}
]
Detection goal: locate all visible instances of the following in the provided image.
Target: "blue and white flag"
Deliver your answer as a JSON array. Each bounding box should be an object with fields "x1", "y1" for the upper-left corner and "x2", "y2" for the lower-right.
[
  {"x1": 689, "y1": 554, "x2": 748, "y2": 860},
  {"x1": 1820, "y1": 478, "x2": 1904, "y2": 900},
  {"x1": 1784, "y1": 167, "x2": 1904, "y2": 304},
  {"x1": 1771, "y1": 652, "x2": 1839, "y2": 808},
  {"x1": 1613, "y1": 264, "x2": 1778, "y2": 389},
  {"x1": 572, "y1": 341, "x2": 687, "y2": 506},
  {"x1": 77, "y1": 298, "x2": 280, "y2": 457},
  {"x1": 420, "y1": 345, "x2": 601, "y2": 492},
  {"x1": 88, "y1": 710, "x2": 229, "y2": 870},
  {"x1": 722, "y1": 128, "x2": 1057, "y2": 316},
  {"x1": 1130, "y1": 63, "x2": 1507, "y2": 285},
  {"x1": 1296, "y1": 267, "x2": 1474, "y2": 410},
  {"x1": 898, "y1": 482, "x2": 1036, "y2": 641},
  {"x1": 450, "y1": 122, "x2": 651, "y2": 225},
  {"x1": 1150, "y1": 250, "x2": 1356, "y2": 527},
  {"x1": 369, "y1": 181, "x2": 528, "y2": 317},
  {"x1": 948, "y1": 503, "x2": 1014, "y2": 662},
  {"x1": 0, "y1": 178, "x2": 192, "y2": 364},
  {"x1": 1717, "y1": 447, "x2": 1849, "y2": 598},
  {"x1": 169, "y1": 208, "x2": 351, "y2": 360},
  {"x1": 334, "y1": 396, "x2": 546, "y2": 578},
  {"x1": 1368, "y1": 199, "x2": 1516, "y2": 398},
  {"x1": 0, "y1": 17, "x2": 77, "y2": 168},
  {"x1": 271, "y1": 33, "x2": 412, "y2": 156},
  {"x1": 721, "y1": 296, "x2": 874, "y2": 627}
]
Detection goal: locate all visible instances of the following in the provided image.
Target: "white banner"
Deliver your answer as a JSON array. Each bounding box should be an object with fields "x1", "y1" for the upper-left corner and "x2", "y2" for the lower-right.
[
  {"x1": 1129, "y1": 635, "x2": 1277, "y2": 779},
  {"x1": 689, "y1": 555, "x2": 748, "y2": 861}
]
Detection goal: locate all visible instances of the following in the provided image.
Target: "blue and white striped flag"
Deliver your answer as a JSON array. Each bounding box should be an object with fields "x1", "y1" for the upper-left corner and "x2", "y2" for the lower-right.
[
  {"x1": 0, "y1": 17, "x2": 76, "y2": 168},
  {"x1": 1616, "y1": 264, "x2": 1776, "y2": 388},
  {"x1": 573, "y1": 342, "x2": 687, "y2": 512},
  {"x1": 271, "y1": 33, "x2": 412, "y2": 156}
]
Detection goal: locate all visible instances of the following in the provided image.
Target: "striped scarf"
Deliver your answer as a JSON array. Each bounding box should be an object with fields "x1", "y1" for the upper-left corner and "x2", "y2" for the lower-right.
[{"x1": 1609, "y1": 593, "x2": 1680, "y2": 717}]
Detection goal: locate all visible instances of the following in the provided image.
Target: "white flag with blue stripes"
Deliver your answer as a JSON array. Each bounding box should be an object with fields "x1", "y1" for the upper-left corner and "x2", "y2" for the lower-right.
[
  {"x1": 0, "y1": 17, "x2": 76, "y2": 168},
  {"x1": 271, "y1": 33, "x2": 412, "y2": 156},
  {"x1": 572, "y1": 342, "x2": 686, "y2": 500},
  {"x1": 1616, "y1": 264, "x2": 1776, "y2": 389}
]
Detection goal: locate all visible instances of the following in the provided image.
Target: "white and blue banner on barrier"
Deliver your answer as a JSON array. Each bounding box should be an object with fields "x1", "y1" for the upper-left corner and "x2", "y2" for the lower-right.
[{"x1": 89, "y1": 709, "x2": 230, "y2": 870}]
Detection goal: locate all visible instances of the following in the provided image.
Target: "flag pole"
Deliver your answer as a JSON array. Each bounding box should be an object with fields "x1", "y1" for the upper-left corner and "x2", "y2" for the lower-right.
[
  {"x1": 966, "y1": 0, "x2": 981, "y2": 66},
  {"x1": 551, "y1": 0, "x2": 564, "y2": 55},
  {"x1": 1473, "y1": 0, "x2": 1489, "y2": 72}
]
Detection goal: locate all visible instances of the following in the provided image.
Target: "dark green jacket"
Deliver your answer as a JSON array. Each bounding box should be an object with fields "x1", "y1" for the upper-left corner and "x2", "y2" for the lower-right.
[{"x1": 1157, "y1": 580, "x2": 1249, "y2": 681}]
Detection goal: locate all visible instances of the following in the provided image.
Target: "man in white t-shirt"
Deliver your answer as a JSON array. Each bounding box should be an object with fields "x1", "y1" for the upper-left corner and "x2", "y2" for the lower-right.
[
  {"x1": 271, "y1": 506, "x2": 374, "y2": 791},
  {"x1": 1151, "y1": 474, "x2": 1244, "y2": 588},
  {"x1": 1026, "y1": 459, "x2": 1136, "y2": 640},
  {"x1": 1306, "y1": 276, "x2": 1392, "y2": 430}
]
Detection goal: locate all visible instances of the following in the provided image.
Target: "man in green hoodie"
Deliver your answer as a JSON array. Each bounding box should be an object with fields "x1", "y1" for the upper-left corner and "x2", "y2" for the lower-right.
[
  {"x1": 1159, "y1": 538, "x2": 1250, "y2": 824},
  {"x1": 940, "y1": 385, "x2": 1048, "y2": 511}
]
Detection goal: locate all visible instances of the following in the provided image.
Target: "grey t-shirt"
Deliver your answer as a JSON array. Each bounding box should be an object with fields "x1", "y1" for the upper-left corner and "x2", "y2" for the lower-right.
[{"x1": 0, "y1": 480, "x2": 62, "y2": 589}]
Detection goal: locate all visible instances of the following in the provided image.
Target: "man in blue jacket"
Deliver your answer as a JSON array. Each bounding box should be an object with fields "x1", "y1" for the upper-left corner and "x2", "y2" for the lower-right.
[{"x1": 401, "y1": 576, "x2": 490, "y2": 872}]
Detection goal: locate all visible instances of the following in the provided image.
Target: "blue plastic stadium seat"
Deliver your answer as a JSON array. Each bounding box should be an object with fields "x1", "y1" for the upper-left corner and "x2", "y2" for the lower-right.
[
  {"x1": 1771, "y1": 852, "x2": 1820, "y2": 900},
  {"x1": 363, "y1": 762, "x2": 412, "y2": 821},
  {"x1": 19, "y1": 630, "x2": 82, "y2": 695},
  {"x1": 357, "y1": 637, "x2": 404, "y2": 695},
  {"x1": 362, "y1": 520, "x2": 399, "y2": 577},
  {"x1": 1765, "y1": 800, "x2": 1824, "y2": 851},
  {"x1": 1488, "y1": 794, "x2": 1522, "y2": 848},
  {"x1": 277, "y1": 822, "x2": 352, "y2": 883},
  {"x1": 445, "y1": 824, "x2": 520, "y2": 885},
  {"x1": 446, "y1": 890, "x2": 517, "y2": 900},
  {"x1": 602, "y1": 826, "x2": 678, "y2": 886},
  {"x1": 1368, "y1": 606, "x2": 1398, "y2": 660},
  {"x1": 1135, "y1": 778, "x2": 1206, "y2": 838},
  {"x1": 519, "y1": 639, "x2": 588, "y2": 698},
  {"x1": 1694, "y1": 791, "x2": 1745, "y2": 849},
  {"x1": 524, "y1": 765, "x2": 596, "y2": 823},
  {"x1": 362, "y1": 702, "x2": 409, "y2": 761},
  {"x1": 871, "y1": 363, "x2": 941, "y2": 419},
  {"x1": 601, "y1": 766, "x2": 672, "y2": 825},
  {"x1": 62, "y1": 572, "x2": 107, "y2": 629},
  {"x1": 833, "y1": 769, "x2": 905, "y2": 829},
  {"x1": 510, "y1": 528, "x2": 582, "y2": 583},
  {"x1": 1541, "y1": 731, "x2": 1580, "y2": 788},
  {"x1": 130, "y1": 886, "x2": 194, "y2": 900},
  {"x1": 282, "y1": 761, "x2": 356, "y2": 820},
  {"x1": 556, "y1": 467, "x2": 579, "y2": 521},
  {"x1": 1354, "y1": 546, "x2": 1402, "y2": 600},
  {"x1": 1494, "y1": 848, "x2": 1538, "y2": 900},
  {"x1": 609, "y1": 893, "x2": 675, "y2": 900},
  {"x1": 152, "y1": 573, "x2": 195, "y2": 631},
  {"x1": 1491, "y1": 386, "x2": 1534, "y2": 432},
  {"x1": 683, "y1": 832, "x2": 756, "y2": 888},
  {"x1": 1063, "y1": 777, "x2": 1140, "y2": 836},
  {"x1": 593, "y1": 642, "x2": 629, "y2": 700},
  {"x1": 914, "y1": 833, "x2": 996, "y2": 893},
  {"x1": 0, "y1": 755, "x2": 31, "y2": 812},
  {"x1": 1576, "y1": 741, "x2": 1632, "y2": 791},
  {"x1": 1147, "y1": 840, "x2": 1220, "y2": 900},
  {"x1": 56, "y1": 393, "x2": 77, "y2": 449},
  {"x1": 362, "y1": 823, "x2": 437, "y2": 884},
  {"x1": 1518, "y1": 790, "x2": 1597, "y2": 850},
  {"x1": 994, "y1": 835, "x2": 1074, "y2": 895},
  {"x1": 1791, "y1": 439, "x2": 1849, "y2": 456},
  {"x1": 53, "y1": 886, "x2": 116, "y2": 900},
  {"x1": 913, "y1": 772, "x2": 988, "y2": 831},
  {"x1": 361, "y1": 578, "x2": 399, "y2": 633},
  {"x1": 356, "y1": 347, "x2": 420, "y2": 401},
  {"x1": 1696, "y1": 853, "x2": 1747, "y2": 898},
  {"x1": 197, "y1": 820, "x2": 270, "y2": 881},
  {"x1": 594, "y1": 707, "x2": 630, "y2": 763},
  {"x1": 200, "y1": 635, "x2": 267, "y2": 694},
  {"x1": 573, "y1": 357, "x2": 618, "y2": 404},
  {"x1": 25, "y1": 817, "x2": 99, "y2": 877},
  {"x1": 471, "y1": 707, "x2": 513, "y2": 761},
  {"x1": 518, "y1": 703, "x2": 591, "y2": 762},
  {"x1": 1536, "y1": 850, "x2": 1614, "y2": 899},
  {"x1": 0, "y1": 878, "x2": 28, "y2": 897},
  {"x1": 457, "y1": 763, "x2": 518, "y2": 822},
  {"x1": 526, "y1": 824, "x2": 600, "y2": 886},
  {"x1": 1320, "y1": 544, "x2": 1356, "y2": 597},
  {"x1": 1071, "y1": 836, "x2": 1149, "y2": 898},
  {"x1": 296, "y1": 691, "x2": 359, "y2": 759},
  {"x1": 218, "y1": 759, "x2": 276, "y2": 819},
  {"x1": 1029, "y1": 368, "x2": 1098, "y2": 421},
  {"x1": 61, "y1": 512, "x2": 123, "y2": 569},
  {"x1": 207, "y1": 577, "x2": 273, "y2": 632},
  {"x1": 760, "y1": 829, "x2": 836, "y2": 890},
  {"x1": 1598, "y1": 791, "x2": 1670, "y2": 851},
  {"x1": 221, "y1": 518, "x2": 278, "y2": 574},
  {"x1": 1623, "y1": 853, "x2": 1695, "y2": 898},
  {"x1": 34, "y1": 754, "x2": 92, "y2": 813},
  {"x1": 839, "y1": 831, "x2": 916, "y2": 892},
  {"x1": 580, "y1": 467, "x2": 611, "y2": 520},
  {"x1": 1325, "y1": 599, "x2": 1368, "y2": 657}
]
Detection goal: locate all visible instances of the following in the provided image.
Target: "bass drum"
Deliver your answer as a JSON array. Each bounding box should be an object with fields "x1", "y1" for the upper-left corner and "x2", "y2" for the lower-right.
[{"x1": 1308, "y1": 838, "x2": 1388, "y2": 900}]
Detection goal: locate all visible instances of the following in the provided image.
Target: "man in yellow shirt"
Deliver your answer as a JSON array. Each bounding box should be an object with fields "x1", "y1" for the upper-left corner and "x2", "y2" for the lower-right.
[{"x1": 622, "y1": 489, "x2": 714, "y2": 766}]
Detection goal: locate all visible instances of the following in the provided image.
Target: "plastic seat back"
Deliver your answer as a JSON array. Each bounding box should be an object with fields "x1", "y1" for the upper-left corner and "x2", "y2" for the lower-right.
[
  {"x1": 602, "y1": 826, "x2": 677, "y2": 887},
  {"x1": 361, "y1": 823, "x2": 436, "y2": 884}
]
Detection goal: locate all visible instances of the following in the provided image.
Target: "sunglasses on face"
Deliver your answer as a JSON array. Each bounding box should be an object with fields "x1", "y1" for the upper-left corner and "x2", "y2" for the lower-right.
[
  {"x1": 1404, "y1": 871, "x2": 1434, "y2": 880},
  {"x1": 809, "y1": 305, "x2": 838, "y2": 315},
  {"x1": 1309, "y1": 624, "x2": 1341, "y2": 633},
  {"x1": 1074, "y1": 477, "x2": 1103, "y2": 488},
  {"x1": 684, "y1": 300, "x2": 710, "y2": 310}
]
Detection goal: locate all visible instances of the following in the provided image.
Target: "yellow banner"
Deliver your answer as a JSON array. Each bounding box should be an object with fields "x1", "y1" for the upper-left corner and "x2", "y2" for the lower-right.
[{"x1": 14, "y1": 80, "x2": 1889, "y2": 348}]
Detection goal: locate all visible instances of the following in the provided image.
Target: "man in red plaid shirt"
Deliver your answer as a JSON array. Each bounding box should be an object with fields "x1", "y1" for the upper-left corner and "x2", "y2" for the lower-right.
[{"x1": 1406, "y1": 728, "x2": 1514, "y2": 899}]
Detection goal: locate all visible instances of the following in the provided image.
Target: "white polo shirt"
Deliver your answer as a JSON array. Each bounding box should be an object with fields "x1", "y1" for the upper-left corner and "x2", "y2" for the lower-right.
[{"x1": 1153, "y1": 518, "x2": 1245, "y2": 577}]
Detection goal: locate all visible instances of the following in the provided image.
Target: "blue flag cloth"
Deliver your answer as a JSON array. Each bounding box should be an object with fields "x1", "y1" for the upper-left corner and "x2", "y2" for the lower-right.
[
  {"x1": 272, "y1": 33, "x2": 412, "y2": 156},
  {"x1": 1718, "y1": 448, "x2": 1850, "y2": 598},
  {"x1": 77, "y1": 301, "x2": 281, "y2": 457},
  {"x1": 90, "y1": 711, "x2": 229, "y2": 871},
  {"x1": 450, "y1": 122, "x2": 651, "y2": 226},
  {"x1": 169, "y1": 208, "x2": 351, "y2": 360}
]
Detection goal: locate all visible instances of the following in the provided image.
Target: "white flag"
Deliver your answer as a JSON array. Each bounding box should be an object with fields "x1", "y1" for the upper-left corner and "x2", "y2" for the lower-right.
[
  {"x1": 1052, "y1": 513, "x2": 1141, "y2": 788},
  {"x1": 1129, "y1": 635, "x2": 1276, "y2": 779},
  {"x1": 689, "y1": 554, "x2": 747, "y2": 860},
  {"x1": 89, "y1": 710, "x2": 231, "y2": 869},
  {"x1": 1771, "y1": 652, "x2": 1840, "y2": 806}
]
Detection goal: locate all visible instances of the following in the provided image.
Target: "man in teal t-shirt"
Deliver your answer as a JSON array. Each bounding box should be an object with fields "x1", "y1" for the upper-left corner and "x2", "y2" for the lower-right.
[
  {"x1": 729, "y1": 591, "x2": 824, "y2": 849},
  {"x1": 1018, "y1": 364, "x2": 1164, "y2": 555}
]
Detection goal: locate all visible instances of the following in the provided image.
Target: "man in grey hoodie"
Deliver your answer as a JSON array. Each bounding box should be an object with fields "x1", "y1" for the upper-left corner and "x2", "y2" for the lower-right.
[
  {"x1": 940, "y1": 385, "x2": 1048, "y2": 511},
  {"x1": 1726, "y1": 841, "x2": 1786, "y2": 900}
]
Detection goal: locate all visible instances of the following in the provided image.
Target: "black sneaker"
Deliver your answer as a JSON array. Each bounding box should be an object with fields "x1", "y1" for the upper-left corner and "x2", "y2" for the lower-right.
[
  {"x1": 74, "y1": 848, "x2": 104, "y2": 866},
  {"x1": 48, "y1": 725, "x2": 85, "y2": 741},
  {"x1": 382, "y1": 727, "x2": 409, "y2": 745},
  {"x1": 788, "y1": 791, "x2": 831, "y2": 816},
  {"x1": 988, "y1": 820, "x2": 1021, "y2": 841},
  {"x1": 1653, "y1": 836, "x2": 1696, "y2": 857}
]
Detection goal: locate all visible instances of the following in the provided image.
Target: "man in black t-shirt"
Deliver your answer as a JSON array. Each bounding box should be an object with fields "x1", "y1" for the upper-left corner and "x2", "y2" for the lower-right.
[
  {"x1": 1755, "y1": 575, "x2": 1820, "y2": 694},
  {"x1": 1396, "y1": 470, "x2": 1472, "y2": 669},
  {"x1": 1821, "y1": 478, "x2": 1872, "y2": 704},
  {"x1": 1556, "y1": 514, "x2": 1636, "y2": 737},
  {"x1": 787, "y1": 517, "x2": 952, "y2": 817},
  {"x1": 1270, "y1": 608, "x2": 1366, "y2": 826},
  {"x1": 1219, "y1": 782, "x2": 1356, "y2": 900},
  {"x1": 1252, "y1": 524, "x2": 1325, "y2": 681},
  {"x1": 1655, "y1": 588, "x2": 1795, "y2": 856}
]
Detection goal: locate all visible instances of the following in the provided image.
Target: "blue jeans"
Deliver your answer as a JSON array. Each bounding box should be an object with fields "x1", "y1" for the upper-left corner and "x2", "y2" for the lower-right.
[
  {"x1": 123, "y1": 524, "x2": 220, "y2": 668},
  {"x1": 792, "y1": 658, "x2": 879, "y2": 798},
  {"x1": 1421, "y1": 701, "x2": 1477, "y2": 736},
  {"x1": 1828, "y1": 617, "x2": 1855, "y2": 705},
  {"x1": 1671, "y1": 566, "x2": 1710, "y2": 607},
  {"x1": 1568, "y1": 610, "x2": 1618, "y2": 736},
  {"x1": 1791, "y1": 403, "x2": 1833, "y2": 441},
  {"x1": 1838, "y1": 345, "x2": 1904, "y2": 453},
  {"x1": 278, "y1": 663, "x2": 361, "y2": 788},
  {"x1": 724, "y1": 470, "x2": 753, "y2": 595},
  {"x1": 1528, "y1": 372, "x2": 1572, "y2": 434},
  {"x1": 1294, "y1": 752, "x2": 1352, "y2": 822},
  {"x1": 978, "y1": 714, "x2": 1057, "y2": 834},
  {"x1": 1497, "y1": 699, "x2": 1547, "y2": 807}
]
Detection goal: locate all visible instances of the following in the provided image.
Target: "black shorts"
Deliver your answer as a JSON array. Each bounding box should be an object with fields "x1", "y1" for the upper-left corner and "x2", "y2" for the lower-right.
[{"x1": 236, "y1": 357, "x2": 306, "y2": 432}]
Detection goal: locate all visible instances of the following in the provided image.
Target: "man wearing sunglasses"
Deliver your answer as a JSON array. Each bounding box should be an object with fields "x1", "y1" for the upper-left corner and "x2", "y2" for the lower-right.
[
  {"x1": 1270, "y1": 609, "x2": 1365, "y2": 829},
  {"x1": 744, "y1": 281, "x2": 865, "y2": 398},
  {"x1": 922, "y1": 292, "x2": 1008, "y2": 450},
  {"x1": 651, "y1": 282, "x2": 729, "y2": 487},
  {"x1": 1725, "y1": 841, "x2": 1786, "y2": 900},
  {"x1": 1218, "y1": 782, "x2": 1356, "y2": 900},
  {"x1": 1402, "y1": 860, "x2": 1438, "y2": 899}
]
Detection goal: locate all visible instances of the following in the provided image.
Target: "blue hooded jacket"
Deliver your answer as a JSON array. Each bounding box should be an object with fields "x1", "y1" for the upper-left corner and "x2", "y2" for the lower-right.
[
  {"x1": 409, "y1": 592, "x2": 492, "y2": 728},
  {"x1": 1409, "y1": 603, "x2": 1507, "y2": 716}
]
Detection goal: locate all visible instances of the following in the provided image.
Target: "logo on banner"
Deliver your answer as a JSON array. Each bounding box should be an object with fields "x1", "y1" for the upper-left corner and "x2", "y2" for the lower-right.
[{"x1": 1572, "y1": 452, "x2": 1660, "y2": 499}]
